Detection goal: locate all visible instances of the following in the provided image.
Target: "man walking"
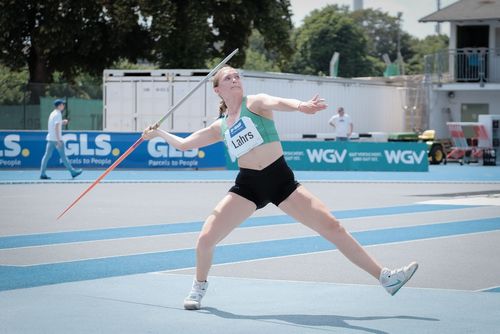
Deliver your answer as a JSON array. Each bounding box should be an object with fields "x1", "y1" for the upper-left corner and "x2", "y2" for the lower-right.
[{"x1": 40, "y1": 99, "x2": 82, "y2": 179}]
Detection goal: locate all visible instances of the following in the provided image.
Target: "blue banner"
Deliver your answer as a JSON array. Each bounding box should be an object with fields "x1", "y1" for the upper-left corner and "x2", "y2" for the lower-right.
[
  {"x1": 1, "y1": 132, "x2": 428, "y2": 171},
  {"x1": 0, "y1": 131, "x2": 226, "y2": 169}
]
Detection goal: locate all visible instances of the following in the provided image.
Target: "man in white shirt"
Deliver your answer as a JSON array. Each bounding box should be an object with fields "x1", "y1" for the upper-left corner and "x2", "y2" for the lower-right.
[
  {"x1": 39, "y1": 99, "x2": 82, "y2": 179},
  {"x1": 328, "y1": 107, "x2": 353, "y2": 141}
]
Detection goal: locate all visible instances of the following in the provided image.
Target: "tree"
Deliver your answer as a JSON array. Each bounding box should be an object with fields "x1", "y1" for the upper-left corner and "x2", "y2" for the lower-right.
[
  {"x1": 0, "y1": 0, "x2": 152, "y2": 102},
  {"x1": 289, "y1": 5, "x2": 372, "y2": 77},
  {"x1": 141, "y1": 0, "x2": 211, "y2": 68},
  {"x1": 0, "y1": 0, "x2": 293, "y2": 90},
  {"x1": 139, "y1": 0, "x2": 293, "y2": 69},
  {"x1": 246, "y1": 0, "x2": 294, "y2": 68},
  {"x1": 206, "y1": 0, "x2": 293, "y2": 68},
  {"x1": 243, "y1": 30, "x2": 281, "y2": 72},
  {"x1": 0, "y1": 65, "x2": 29, "y2": 105},
  {"x1": 350, "y1": 9, "x2": 414, "y2": 63},
  {"x1": 123, "y1": 0, "x2": 294, "y2": 69},
  {"x1": 406, "y1": 34, "x2": 449, "y2": 74}
]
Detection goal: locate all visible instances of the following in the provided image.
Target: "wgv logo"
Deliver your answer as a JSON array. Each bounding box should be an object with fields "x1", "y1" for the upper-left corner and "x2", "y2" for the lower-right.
[
  {"x1": 384, "y1": 150, "x2": 426, "y2": 164},
  {"x1": 0, "y1": 134, "x2": 21, "y2": 157},
  {"x1": 148, "y1": 137, "x2": 197, "y2": 158},
  {"x1": 63, "y1": 134, "x2": 112, "y2": 156},
  {"x1": 306, "y1": 149, "x2": 347, "y2": 163}
]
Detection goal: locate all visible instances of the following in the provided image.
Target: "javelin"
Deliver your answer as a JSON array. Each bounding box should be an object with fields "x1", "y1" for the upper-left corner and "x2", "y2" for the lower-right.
[{"x1": 57, "y1": 49, "x2": 239, "y2": 220}]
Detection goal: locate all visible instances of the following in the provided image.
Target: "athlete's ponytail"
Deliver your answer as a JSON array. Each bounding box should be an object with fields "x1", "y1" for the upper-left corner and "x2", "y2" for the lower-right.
[{"x1": 218, "y1": 100, "x2": 227, "y2": 118}]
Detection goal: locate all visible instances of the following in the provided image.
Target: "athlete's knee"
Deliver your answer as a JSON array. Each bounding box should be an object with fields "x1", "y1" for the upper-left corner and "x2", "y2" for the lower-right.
[{"x1": 196, "y1": 232, "x2": 217, "y2": 252}]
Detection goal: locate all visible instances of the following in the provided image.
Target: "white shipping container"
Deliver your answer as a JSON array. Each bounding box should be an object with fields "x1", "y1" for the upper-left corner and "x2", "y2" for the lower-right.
[{"x1": 103, "y1": 69, "x2": 409, "y2": 137}]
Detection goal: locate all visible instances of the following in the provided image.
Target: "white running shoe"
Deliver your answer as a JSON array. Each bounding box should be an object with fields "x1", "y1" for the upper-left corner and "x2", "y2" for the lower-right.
[
  {"x1": 183, "y1": 279, "x2": 209, "y2": 310},
  {"x1": 380, "y1": 262, "x2": 419, "y2": 296}
]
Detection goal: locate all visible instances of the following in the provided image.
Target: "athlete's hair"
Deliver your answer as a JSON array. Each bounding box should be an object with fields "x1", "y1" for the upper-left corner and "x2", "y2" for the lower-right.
[{"x1": 213, "y1": 65, "x2": 235, "y2": 118}]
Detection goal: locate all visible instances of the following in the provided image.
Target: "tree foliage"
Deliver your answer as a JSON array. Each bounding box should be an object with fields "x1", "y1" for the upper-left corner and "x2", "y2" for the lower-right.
[
  {"x1": 349, "y1": 8, "x2": 422, "y2": 76},
  {"x1": 243, "y1": 30, "x2": 281, "y2": 72},
  {"x1": 287, "y1": 6, "x2": 443, "y2": 77},
  {"x1": 0, "y1": 0, "x2": 449, "y2": 89},
  {"x1": 289, "y1": 5, "x2": 372, "y2": 77},
  {"x1": 0, "y1": 0, "x2": 151, "y2": 84},
  {"x1": 0, "y1": 0, "x2": 293, "y2": 89},
  {"x1": 350, "y1": 9, "x2": 414, "y2": 63},
  {"x1": 406, "y1": 34, "x2": 449, "y2": 74},
  {"x1": 206, "y1": 0, "x2": 293, "y2": 67},
  {"x1": 0, "y1": 65, "x2": 29, "y2": 105},
  {"x1": 141, "y1": 0, "x2": 210, "y2": 68}
]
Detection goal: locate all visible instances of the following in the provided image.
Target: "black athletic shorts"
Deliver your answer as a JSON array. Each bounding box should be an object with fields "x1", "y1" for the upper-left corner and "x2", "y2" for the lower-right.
[{"x1": 229, "y1": 156, "x2": 300, "y2": 209}]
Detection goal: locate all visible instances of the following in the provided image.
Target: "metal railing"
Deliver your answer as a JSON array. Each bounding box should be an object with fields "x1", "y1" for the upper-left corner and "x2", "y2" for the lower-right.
[{"x1": 424, "y1": 48, "x2": 500, "y2": 84}]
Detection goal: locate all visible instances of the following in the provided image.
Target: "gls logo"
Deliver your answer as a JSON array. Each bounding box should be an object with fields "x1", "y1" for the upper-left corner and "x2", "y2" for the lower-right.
[
  {"x1": 63, "y1": 134, "x2": 112, "y2": 156},
  {"x1": 148, "y1": 137, "x2": 197, "y2": 158},
  {"x1": 384, "y1": 150, "x2": 426, "y2": 164},
  {"x1": 306, "y1": 149, "x2": 347, "y2": 163},
  {"x1": 0, "y1": 134, "x2": 21, "y2": 157}
]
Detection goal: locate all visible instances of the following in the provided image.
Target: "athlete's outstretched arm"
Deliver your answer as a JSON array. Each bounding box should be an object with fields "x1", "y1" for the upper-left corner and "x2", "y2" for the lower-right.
[
  {"x1": 143, "y1": 120, "x2": 222, "y2": 151},
  {"x1": 250, "y1": 93, "x2": 328, "y2": 114}
]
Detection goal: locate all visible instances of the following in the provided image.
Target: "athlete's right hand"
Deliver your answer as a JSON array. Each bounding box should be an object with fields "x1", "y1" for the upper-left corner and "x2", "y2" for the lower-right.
[{"x1": 142, "y1": 125, "x2": 160, "y2": 140}]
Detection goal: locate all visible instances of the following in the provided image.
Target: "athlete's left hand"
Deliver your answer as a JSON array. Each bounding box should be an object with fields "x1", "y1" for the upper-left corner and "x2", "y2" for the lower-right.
[{"x1": 298, "y1": 94, "x2": 327, "y2": 114}]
